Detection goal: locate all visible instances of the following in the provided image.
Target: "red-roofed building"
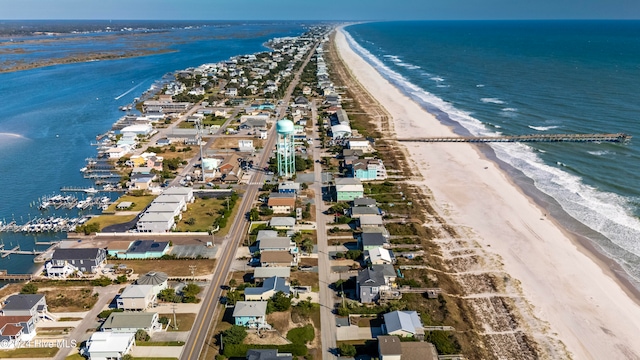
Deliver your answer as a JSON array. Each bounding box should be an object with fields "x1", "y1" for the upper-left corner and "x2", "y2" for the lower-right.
[{"x1": 0, "y1": 315, "x2": 36, "y2": 347}]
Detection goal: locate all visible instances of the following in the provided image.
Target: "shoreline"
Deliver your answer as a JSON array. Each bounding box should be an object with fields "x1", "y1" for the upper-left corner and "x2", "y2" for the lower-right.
[{"x1": 335, "y1": 25, "x2": 640, "y2": 359}]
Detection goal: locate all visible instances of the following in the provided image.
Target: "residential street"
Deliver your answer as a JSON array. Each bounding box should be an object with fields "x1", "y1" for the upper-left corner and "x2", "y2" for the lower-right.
[{"x1": 310, "y1": 99, "x2": 338, "y2": 358}]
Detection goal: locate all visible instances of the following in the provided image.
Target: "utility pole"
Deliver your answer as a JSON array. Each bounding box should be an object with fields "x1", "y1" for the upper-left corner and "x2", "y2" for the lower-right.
[
  {"x1": 189, "y1": 265, "x2": 196, "y2": 278},
  {"x1": 171, "y1": 303, "x2": 178, "y2": 330}
]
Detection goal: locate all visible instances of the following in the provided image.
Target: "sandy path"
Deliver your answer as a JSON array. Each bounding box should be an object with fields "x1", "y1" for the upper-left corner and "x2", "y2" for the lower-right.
[{"x1": 335, "y1": 27, "x2": 640, "y2": 360}]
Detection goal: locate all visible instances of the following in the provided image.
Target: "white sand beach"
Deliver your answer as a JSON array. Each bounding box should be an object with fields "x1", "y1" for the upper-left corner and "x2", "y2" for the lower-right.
[{"x1": 335, "y1": 27, "x2": 640, "y2": 359}]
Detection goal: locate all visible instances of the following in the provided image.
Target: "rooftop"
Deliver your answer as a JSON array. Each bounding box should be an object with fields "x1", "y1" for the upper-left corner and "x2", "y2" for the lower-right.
[
  {"x1": 127, "y1": 240, "x2": 170, "y2": 254},
  {"x1": 2, "y1": 294, "x2": 45, "y2": 312},
  {"x1": 378, "y1": 335, "x2": 402, "y2": 356},
  {"x1": 136, "y1": 271, "x2": 169, "y2": 286},
  {"x1": 233, "y1": 301, "x2": 268, "y2": 317},
  {"x1": 102, "y1": 312, "x2": 157, "y2": 330},
  {"x1": 120, "y1": 284, "x2": 154, "y2": 299}
]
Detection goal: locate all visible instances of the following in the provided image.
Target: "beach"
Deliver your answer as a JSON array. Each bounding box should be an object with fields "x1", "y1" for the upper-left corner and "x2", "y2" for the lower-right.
[{"x1": 335, "y1": 26, "x2": 640, "y2": 359}]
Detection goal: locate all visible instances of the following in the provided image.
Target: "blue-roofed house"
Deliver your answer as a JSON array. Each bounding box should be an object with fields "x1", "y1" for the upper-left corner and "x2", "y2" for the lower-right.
[
  {"x1": 244, "y1": 276, "x2": 290, "y2": 301},
  {"x1": 382, "y1": 310, "x2": 425, "y2": 338}
]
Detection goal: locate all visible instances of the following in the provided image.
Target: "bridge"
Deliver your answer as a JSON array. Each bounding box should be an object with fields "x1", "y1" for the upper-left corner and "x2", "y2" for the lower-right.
[{"x1": 393, "y1": 133, "x2": 631, "y2": 143}]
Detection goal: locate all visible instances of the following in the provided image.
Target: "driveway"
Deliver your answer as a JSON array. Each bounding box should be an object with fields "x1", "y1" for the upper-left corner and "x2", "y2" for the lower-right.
[{"x1": 336, "y1": 325, "x2": 383, "y2": 341}]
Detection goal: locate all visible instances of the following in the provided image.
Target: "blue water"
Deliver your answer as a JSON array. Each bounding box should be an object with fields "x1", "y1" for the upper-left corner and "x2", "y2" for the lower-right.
[
  {"x1": 0, "y1": 21, "x2": 307, "y2": 275},
  {"x1": 345, "y1": 21, "x2": 640, "y2": 284}
]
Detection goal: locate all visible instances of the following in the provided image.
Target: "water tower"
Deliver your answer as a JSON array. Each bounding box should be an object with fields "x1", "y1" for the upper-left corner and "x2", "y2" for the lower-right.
[{"x1": 276, "y1": 119, "x2": 295, "y2": 177}]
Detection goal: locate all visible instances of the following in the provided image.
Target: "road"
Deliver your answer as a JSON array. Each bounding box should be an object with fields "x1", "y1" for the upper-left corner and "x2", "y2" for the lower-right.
[
  {"x1": 310, "y1": 99, "x2": 338, "y2": 358},
  {"x1": 53, "y1": 285, "x2": 122, "y2": 360},
  {"x1": 181, "y1": 38, "x2": 321, "y2": 360}
]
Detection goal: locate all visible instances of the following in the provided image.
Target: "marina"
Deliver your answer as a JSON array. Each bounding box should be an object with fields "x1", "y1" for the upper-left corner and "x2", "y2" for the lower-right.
[{"x1": 0, "y1": 216, "x2": 90, "y2": 233}]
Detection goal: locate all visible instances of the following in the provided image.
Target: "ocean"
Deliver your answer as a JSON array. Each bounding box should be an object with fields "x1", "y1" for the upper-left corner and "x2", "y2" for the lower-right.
[
  {"x1": 0, "y1": 21, "x2": 307, "y2": 275},
  {"x1": 344, "y1": 21, "x2": 640, "y2": 286}
]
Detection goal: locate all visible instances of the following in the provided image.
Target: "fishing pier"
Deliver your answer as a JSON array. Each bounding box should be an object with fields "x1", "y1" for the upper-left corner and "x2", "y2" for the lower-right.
[{"x1": 394, "y1": 133, "x2": 631, "y2": 143}]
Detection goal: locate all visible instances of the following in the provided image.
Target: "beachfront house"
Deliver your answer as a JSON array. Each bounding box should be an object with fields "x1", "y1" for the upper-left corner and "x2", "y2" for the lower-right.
[
  {"x1": 350, "y1": 206, "x2": 381, "y2": 219},
  {"x1": 353, "y1": 197, "x2": 377, "y2": 207},
  {"x1": 365, "y1": 247, "x2": 395, "y2": 265},
  {"x1": 101, "y1": 312, "x2": 162, "y2": 333},
  {"x1": 347, "y1": 138, "x2": 371, "y2": 152},
  {"x1": 351, "y1": 159, "x2": 387, "y2": 181},
  {"x1": 382, "y1": 310, "x2": 425, "y2": 338},
  {"x1": 357, "y1": 264, "x2": 397, "y2": 303},
  {"x1": 85, "y1": 331, "x2": 135, "y2": 360},
  {"x1": 47, "y1": 248, "x2": 107, "y2": 277},
  {"x1": 117, "y1": 284, "x2": 156, "y2": 311},
  {"x1": 360, "y1": 232, "x2": 389, "y2": 251},
  {"x1": 233, "y1": 301, "x2": 268, "y2": 328},
  {"x1": 335, "y1": 178, "x2": 364, "y2": 201}
]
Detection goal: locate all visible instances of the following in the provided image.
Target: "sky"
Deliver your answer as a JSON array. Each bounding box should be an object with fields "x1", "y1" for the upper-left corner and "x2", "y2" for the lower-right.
[{"x1": 0, "y1": 0, "x2": 639, "y2": 20}]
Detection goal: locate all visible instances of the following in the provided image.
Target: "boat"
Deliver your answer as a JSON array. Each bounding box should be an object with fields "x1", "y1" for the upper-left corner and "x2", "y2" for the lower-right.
[{"x1": 84, "y1": 187, "x2": 99, "y2": 194}]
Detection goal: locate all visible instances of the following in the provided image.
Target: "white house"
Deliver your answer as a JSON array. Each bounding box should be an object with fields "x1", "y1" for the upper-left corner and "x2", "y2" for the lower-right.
[
  {"x1": 366, "y1": 247, "x2": 395, "y2": 265},
  {"x1": 347, "y1": 139, "x2": 371, "y2": 152},
  {"x1": 117, "y1": 284, "x2": 156, "y2": 311},
  {"x1": 105, "y1": 147, "x2": 129, "y2": 159},
  {"x1": 85, "y1": 332, "x2": 135, "y2": 360}
]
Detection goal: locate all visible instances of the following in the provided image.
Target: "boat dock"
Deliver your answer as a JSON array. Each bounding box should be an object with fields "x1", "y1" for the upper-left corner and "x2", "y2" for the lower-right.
[
  {"x1": 394, "y1": 133, "x2": 632, "y2": 143},
  {"x1": 0, "y1": 216, "x2": 89, "y2": 233},
  {"x1": 0, "y1": 270, "x2": 33, "y2": 281},
  {"x1": 61, "y1": 186, "x2": 124, "y2": 193}
]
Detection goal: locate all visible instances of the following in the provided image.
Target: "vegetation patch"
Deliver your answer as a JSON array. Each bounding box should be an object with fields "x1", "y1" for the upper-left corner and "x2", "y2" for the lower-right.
[
  {"x1": 0, "y1": 347, "x2": 59, "y2": 358},
  {"x1": 44, "y1": 288, "x2": 98, "y2": 312},
  {"x1": 114, "y1": 259, "x2": 216, "y2": 276},
  {"x1": 159, "y1": 312, "x2": 197, "y2": 331}
]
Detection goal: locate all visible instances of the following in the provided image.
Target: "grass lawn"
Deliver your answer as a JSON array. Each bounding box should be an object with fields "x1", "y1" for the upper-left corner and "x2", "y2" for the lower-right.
[
  {"x1": 175, "y1": 197, "x2": 223, "y2": 232},
  {"x1": 114, "y1": 259, "x2": 216, "y2": 277},
  {"x1": 0, "y1": 347, "x2": 59, "y2": 358},
  {"x1": 65, "y1": 354, "x2": 84, "y2": 360},
  {"x1": 105, "y1": 194, "x2": 156, "y2": 213},
  {"x1": 85, "y1": 214, "x2": 138, "y2": 231},
  {"x1": 159, "y1": 312, "x2": 197, "y2": 331},
  {"x1": 58, "y1": 317, "x2": 83, "y2": 321}
]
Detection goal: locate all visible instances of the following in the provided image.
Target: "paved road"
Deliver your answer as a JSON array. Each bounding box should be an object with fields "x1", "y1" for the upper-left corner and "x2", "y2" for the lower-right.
[
  {"x1": 53, "y1": 284, "x2": 122, "y2": 360},
  {"x1": 181, "y1": 39, "x2": 322, "y2": 360},
  {"x1": 310, "y1": 99, "x2": 338, "y2": 358}
]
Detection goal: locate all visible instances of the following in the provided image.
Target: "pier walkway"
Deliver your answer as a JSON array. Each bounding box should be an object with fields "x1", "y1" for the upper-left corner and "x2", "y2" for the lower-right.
[{"x1": 393, "y1": 133, "x2": 631, "y2": 143}]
